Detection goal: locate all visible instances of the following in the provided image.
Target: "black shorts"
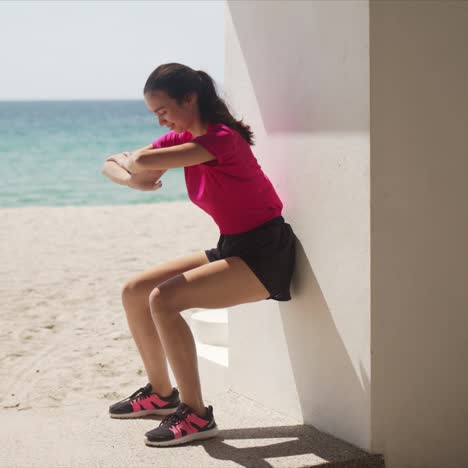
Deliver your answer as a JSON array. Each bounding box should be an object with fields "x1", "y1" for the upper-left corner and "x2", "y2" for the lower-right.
[{"x1": 204, "y1": 216, "x2": 296, "y2": 301}]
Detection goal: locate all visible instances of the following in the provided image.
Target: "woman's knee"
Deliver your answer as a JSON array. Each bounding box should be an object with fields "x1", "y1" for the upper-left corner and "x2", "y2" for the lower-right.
[
  {"x1": 148, "y1": 287, "x2": 165, "y2": 318},
  {"x1": 121, "y1": 277, "x2": 148, "y2": 308},
  {"x1": 149, "y1": 286, "x2": 178, "y2": 320}
]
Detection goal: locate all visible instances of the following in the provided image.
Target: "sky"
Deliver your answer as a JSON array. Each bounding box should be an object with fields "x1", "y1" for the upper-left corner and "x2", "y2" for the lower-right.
[{"x1": 0, "y1": 0, "x2": 225, "y2": 100}]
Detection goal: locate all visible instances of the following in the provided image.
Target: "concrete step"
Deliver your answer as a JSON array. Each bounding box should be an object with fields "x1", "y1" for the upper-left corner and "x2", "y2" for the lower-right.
[
  {"x1": 174, "y1": 309, "x2": 229, "y2": 395},
  {"x1": 190, "y1": 308, "x2": 228, "y2": 346},
  {"x1": 195, "y1": 340, "x2": 229, "y2": 395},
  {"x1": 168, "y1": 339, "x2": 229, "y2": 395}
]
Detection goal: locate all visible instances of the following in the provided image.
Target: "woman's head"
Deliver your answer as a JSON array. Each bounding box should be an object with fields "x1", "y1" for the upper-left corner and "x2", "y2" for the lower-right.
[{"x1": 143, "y1": 63, "x2": 254, "y2": 145}]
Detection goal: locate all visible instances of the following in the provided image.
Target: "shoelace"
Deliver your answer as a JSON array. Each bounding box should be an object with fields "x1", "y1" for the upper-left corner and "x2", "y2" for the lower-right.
[
  {"x1": 116, "y1": 383, "x2": 152, "y2": 404},
  {"x1": 159, "y1": 405, "x2": 188, "y2": 428}
]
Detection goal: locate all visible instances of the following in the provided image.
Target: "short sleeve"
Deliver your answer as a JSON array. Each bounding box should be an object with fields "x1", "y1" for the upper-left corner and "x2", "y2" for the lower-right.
[
  {"x1": 151, "y1": 131, "x2": 188, "y2": 149},
  {"x1": 191, "y1": 125, "x2": 237, "y2": 165}
]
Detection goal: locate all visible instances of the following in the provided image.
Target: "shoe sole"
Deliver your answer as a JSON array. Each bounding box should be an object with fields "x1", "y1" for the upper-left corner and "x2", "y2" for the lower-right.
[
  {"x1": 144, "y1": 426, "x2": 219, "y2": 447},
  {"x1": 110, "y1": 406, "x2": 178, "y2": 419}
]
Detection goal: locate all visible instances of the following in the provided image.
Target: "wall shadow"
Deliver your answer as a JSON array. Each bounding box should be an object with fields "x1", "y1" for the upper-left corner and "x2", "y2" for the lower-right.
[
  {"x1": 280, "y1": 236, "x2": 370, "y2": 445},
  {"x1": 227, "y1": 0, "x2": 369, "y2": 134}
]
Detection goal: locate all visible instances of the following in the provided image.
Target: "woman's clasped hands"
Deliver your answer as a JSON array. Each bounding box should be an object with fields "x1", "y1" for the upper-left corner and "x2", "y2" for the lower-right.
[
  {"x1": 105, "y1": 151, "x2": 135, "y2": 170},
  {"x1": 105, "y1": 151, "x2": 166, "y2": 192}
]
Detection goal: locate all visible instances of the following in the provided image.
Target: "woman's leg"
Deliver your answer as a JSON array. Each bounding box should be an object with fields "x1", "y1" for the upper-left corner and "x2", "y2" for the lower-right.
[
  {"x1": 149, "y1": 256, "x2": 270, "y2": 416},
  {"x1": 121, "y1": 251, "x2": 210, "y2": 397}
]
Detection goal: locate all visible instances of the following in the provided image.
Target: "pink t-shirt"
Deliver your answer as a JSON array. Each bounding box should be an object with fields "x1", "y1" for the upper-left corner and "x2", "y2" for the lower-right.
[{"x1": 152, "y1": 122, "x2": 283, "y2": 235}]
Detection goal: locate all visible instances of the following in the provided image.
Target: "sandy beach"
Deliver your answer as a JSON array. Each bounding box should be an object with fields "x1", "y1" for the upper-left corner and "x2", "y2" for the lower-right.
[
  {"x1": 0, "y1": 201, "x2": 382, "y2": 468},
  {"x1": 0, "y1": 201, "x2": 218, "y2": 414}
]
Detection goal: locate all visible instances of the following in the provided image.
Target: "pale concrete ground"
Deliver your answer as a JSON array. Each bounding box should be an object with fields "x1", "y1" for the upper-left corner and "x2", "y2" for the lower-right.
[{"x1": 1, "y1": 389, "x2": 384, "y2": 468}]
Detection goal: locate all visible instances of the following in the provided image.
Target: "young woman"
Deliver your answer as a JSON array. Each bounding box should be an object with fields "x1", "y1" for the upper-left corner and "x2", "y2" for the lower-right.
[{"x1": 101, "y1": 63, "x2": 296, "y2": 447}]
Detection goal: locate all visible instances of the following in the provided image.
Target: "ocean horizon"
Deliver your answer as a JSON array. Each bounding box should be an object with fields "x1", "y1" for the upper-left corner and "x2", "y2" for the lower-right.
[{"x1": 0, "y1": 100, "x2": 188, "y2": 208}]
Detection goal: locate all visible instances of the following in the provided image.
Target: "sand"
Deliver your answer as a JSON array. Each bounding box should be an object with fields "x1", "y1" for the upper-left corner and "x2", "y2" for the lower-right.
[{"x1": 0, "y1": 201, "x2": 218, "y2": 414}]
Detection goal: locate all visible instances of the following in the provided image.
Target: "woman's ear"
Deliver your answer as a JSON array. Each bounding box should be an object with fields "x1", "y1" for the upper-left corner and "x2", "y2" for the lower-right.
[{"x1": 184, "y1": 92, "x2": 197, "y2": 107}]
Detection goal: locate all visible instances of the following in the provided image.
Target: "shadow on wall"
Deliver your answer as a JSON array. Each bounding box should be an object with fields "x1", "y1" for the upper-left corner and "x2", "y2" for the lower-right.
[
  {"x1": 281, "y1": 236, "x2": 370, "y2": 438},
  {"x1": 227, "y1": 0, "x2": 369, "y2": 134}
]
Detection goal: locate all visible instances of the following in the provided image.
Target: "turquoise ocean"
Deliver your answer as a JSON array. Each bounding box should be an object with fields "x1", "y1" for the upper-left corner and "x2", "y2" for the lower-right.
[{"x1": 0, "y1": 100, "x2": 188, "y2": 208}]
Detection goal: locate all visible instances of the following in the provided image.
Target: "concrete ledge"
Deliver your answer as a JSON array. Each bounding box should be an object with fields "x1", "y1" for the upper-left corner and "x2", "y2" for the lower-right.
[
  {"x1": 167, "y1": 340, "x2": 229, "y2": 395},
  {"x1": 190, "y1": 309, "x2": 228, "y2": 347},
  {"x1": 196, "y1": 340, "x2": 229, "y2": 395}
]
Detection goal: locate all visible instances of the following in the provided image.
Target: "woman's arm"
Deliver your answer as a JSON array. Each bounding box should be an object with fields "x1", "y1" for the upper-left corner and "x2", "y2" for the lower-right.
[
  {"x1": 102, "y1": 149, "x2": 145, "y2": 183},
  {"x1": 101, "y1": 143, "x2": 161, "y2": 186},
  {"x1": 101, "y1": 161, "x2": 131, "y2": 186},
  {"x1": 125, "y1": 142, "x2": 216, "y2": 173},
  {"x1": 105, "y1": 144, "x2": 154, "y2": 168},
  {"x1": 102, "y1": 156, "x2": 168, "y2": 190},
  {"x1": 127, "y1": 171, "x2": 165, "y2": 191},
  {"x1": 132, "y1": 144, "x2": 154, "y2": 153}
]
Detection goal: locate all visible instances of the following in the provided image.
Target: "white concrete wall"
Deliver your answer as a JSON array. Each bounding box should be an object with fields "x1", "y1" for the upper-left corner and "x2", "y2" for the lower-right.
[
  {"x1": 225, "y1": 0, "x2": 371, "y2": 451},
  {"x1": 226, "y1": 1, "x2": 468, "y2": 467},
  {"x1": 370, "y1": 2, "x2": 468, "y2": 467}
]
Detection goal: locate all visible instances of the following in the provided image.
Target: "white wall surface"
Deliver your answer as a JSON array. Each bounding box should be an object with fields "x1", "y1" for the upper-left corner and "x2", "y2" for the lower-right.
[
  {"x1": 226, "y1": 1, "x2": 468, "y2": 467},
  {"x1": 225, "y1": 0, "x2": 371, "y2": 451}
]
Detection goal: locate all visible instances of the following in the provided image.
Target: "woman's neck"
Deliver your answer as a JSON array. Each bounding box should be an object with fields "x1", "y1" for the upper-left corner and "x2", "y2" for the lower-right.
[{"x1": 187, "y1": 121, "x2": 210, "y2": 137}]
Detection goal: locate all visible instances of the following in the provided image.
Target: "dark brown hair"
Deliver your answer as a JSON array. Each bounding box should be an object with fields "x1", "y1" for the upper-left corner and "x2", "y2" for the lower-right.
[{"x1": 143, "y1": 63, "x2": 255, "y2": 145}]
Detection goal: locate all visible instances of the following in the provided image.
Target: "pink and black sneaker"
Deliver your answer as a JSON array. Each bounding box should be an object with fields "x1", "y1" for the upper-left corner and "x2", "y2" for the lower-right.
[
  {"x1": 109, "y1": 383, "x2": 180, "y2": 419},
  {"x1": 144, "y1": 402, "x2": 219, "y2": 447}
]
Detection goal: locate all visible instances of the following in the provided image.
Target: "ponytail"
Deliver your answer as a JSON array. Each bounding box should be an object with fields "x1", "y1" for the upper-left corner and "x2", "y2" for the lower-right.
[{"x1": 196, "y1": 70, "x2": 254, "y2": 145}]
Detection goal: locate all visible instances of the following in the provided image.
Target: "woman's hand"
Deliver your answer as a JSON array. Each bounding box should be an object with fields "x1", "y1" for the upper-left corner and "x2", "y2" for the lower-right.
[
  {"x1": 105, "y1": 152, "x2": 132, "y2": 170},
  {"x1": 106, "y1": 150, "x2": 146, "y2": 173},
  {"x1": 126, "y1": 169, "x2": 167, "y2": 192}
]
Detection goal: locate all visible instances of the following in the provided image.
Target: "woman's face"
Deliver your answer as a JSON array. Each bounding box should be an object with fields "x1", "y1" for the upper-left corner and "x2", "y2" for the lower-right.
[{"x1": 144, "y1": 90, "x2": 197, "y2": 133}]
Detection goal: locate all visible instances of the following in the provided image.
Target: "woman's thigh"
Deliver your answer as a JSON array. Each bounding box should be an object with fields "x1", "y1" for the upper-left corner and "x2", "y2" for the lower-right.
[
  {"x1": 152, "y1": 256, "x2": 270, "y2": 313},
  {"x1": 122, "y1": 251, "x2": 210, "y2": 302}
]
